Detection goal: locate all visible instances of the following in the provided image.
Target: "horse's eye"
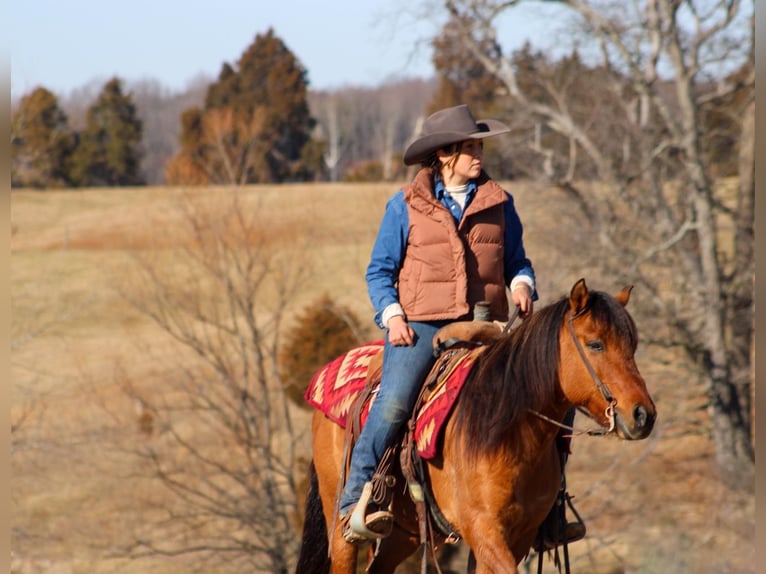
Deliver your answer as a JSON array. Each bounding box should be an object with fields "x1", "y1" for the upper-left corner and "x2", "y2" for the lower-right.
[{"x1": 586, "y1": 340, "x2": 604, "y2": 352}]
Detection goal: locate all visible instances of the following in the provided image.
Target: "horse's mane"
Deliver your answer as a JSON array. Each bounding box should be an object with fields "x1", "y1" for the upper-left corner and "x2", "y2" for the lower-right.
[{"x1": 453, "y1": 289, "x2": 637, "y2": 458}]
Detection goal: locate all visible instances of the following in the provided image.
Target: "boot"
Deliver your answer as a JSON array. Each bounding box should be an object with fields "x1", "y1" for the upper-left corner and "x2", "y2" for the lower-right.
[
  {"x1": 534, "y1": 410, "x2": 586, "y2": 552},
  {"x1": 533, "y1": 486, "x2": 586, "y2": 552},
  {"x1": 346, "y1": 482, "x2": 393, "y2": 539}
]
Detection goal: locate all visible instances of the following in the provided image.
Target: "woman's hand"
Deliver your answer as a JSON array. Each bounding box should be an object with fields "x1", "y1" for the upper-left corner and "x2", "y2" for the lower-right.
[
  {"x1": 387, "y1": 315, "x2": 415, "y2": 346},
  {"x1": 511, "y1": 284, "x2": 534, "y2": 319}
]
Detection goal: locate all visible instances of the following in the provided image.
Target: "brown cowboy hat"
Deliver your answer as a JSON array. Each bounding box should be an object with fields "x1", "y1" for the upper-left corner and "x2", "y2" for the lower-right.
[{"x1": 403, "y1": 104, "x2": 510, "y2": 166}]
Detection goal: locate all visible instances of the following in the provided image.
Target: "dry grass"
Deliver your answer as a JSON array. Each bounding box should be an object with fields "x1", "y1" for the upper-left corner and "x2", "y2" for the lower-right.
[{"x1": 11, "y1": 182, "x2": 753, "y2": 573}]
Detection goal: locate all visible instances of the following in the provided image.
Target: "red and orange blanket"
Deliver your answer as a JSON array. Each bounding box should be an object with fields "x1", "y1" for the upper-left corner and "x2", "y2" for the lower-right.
[{"x1": 304, "y1": 341, "x2": 486, "y2": 459}]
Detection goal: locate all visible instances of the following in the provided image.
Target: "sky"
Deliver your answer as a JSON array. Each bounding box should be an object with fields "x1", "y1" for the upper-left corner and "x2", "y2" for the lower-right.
[{"x1": 9, "y1": 0, "x2": 564, "y2": 101}]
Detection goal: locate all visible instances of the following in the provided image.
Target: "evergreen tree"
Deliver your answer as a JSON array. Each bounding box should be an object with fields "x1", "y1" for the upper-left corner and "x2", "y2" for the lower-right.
[
  {"x1": 11, "y1": 87, "x2": 75, "y2": 188},
  {"x1": 70, "y1": 77, "x2": 144, "y2": 187},
  {"x1": 235, "y1": 28, "x2": 315, "y2": 182},
  {"x1": 168, "y1": 28, "x2": 317, "y2": 185},
  {"x1": 164, "y1": 107, "x2": 209, "y2": 185},
  {"x1": 430, "y1": 16, "x2": 505, "y2": 115}
]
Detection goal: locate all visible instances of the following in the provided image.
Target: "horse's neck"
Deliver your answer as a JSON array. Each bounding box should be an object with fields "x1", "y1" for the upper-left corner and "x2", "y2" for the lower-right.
[
  {"x1": 493, "y1": 366, "x2": 568, "y2": 459},
  {"x1": 510, "y1": 345, "x2": 571, "y2": 452}
]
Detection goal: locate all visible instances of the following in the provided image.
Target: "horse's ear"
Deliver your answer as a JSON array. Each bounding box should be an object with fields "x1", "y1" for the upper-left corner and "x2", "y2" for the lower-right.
[
  {"x1": 615, "y1": 285, "x2": 633, "y2": 307},
  {"x1": 569, "y1": 278, "x2": 589, "y2": 314}
]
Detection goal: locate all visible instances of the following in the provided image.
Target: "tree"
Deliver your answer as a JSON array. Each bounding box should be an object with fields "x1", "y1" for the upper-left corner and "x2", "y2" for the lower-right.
[
  {"x1": 70, "y1": 77, "x2": 144, "y2": 187},
  {"x1": 165, "y1": 107, "x2": 211, "y2": 185},
  {"x1": 308, "y1": 79, "x2": 436, "y2": 182},
  {"x1": 235, "y1": 29, "x2": 318, "y2": 182},
  {"x1": 308, "y1": 91, "x2": 349, "y2": 181},
  {"x1": 115, "y1": 193, "x2": 315, "y2": 572},
  {"x1": 167, "y1": 29, "x2": 318, "y2": 185},
  {"x1": 430, "y1": 13, "x2": 506, "y2": 114},
  {"x1": 11, "y1": 87, "x2": 76, "y2": 188},
  {"x1": 129, "y1": 77, "x2": 207, "y2": 185},
  {"x1": 430, "y1": 19, "x2": 519, "y2": 179},
  {"x1": 439, "y1": 0, "x2": 754, "y2": 486}
]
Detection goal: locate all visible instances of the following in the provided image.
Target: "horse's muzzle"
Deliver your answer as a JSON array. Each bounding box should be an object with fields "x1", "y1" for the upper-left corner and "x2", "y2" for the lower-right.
[{"x1": 615, "y1": 403, "x2": 656, "y2": 440}]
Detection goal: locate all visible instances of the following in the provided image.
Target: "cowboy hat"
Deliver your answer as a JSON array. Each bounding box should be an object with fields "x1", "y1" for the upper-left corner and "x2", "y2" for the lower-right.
[{"x1": 403, "y1": 104, "x2": 510, "y2": 166}]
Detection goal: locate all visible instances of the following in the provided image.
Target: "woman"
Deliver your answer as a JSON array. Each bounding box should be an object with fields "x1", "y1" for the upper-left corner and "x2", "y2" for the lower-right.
[{"x1": 339, "y1": 104, "x2": 537, "y2": 542}]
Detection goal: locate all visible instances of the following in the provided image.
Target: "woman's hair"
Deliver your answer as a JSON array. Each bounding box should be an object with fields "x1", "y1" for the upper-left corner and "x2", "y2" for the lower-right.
[{"x1": 420, "y1": 141, "x2": 463, "y2": 171}]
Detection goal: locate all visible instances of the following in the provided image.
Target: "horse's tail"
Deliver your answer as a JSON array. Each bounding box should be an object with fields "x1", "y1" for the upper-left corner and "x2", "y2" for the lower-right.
[{"x1": 295, "y1": 460, "x2": 331, "y2": 574}]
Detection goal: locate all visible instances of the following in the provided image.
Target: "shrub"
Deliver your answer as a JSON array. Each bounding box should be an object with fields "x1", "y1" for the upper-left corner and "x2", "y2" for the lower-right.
[
  {"x1": 342, "y1": 160, "x2": 383, "y2": 182},
  {"x1": 280, "y1": 294, "x2": 368, "y2": 408}
]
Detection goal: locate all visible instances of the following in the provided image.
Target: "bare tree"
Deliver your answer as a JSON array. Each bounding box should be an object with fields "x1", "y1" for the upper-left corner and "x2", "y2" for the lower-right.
[
  {"x1": 373, "y1": 80, "x2": 436, "y2": 180},
  {"x1": 439, "y1": 0, "x2": 754, "y2": 486},
  {"x1": 308, "y1": 91, "x2": 354, "y2": 181},
  {"x1": 308, "y1": 78, "x2": 436, "y2": 181},
  {"x1": 113, "y1": 192, "x2": 315, "y2": 573}
]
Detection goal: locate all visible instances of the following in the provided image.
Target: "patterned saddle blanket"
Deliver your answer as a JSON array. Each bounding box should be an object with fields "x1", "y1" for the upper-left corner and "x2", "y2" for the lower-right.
[{"x1": 304, "y1": 340, "x2": 487, "y2": 459}]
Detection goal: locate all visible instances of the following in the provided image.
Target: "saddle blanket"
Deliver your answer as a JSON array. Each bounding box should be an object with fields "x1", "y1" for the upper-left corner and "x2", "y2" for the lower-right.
[{"x1": 304, "y1": 341, "x2": 486, "y2": 459}]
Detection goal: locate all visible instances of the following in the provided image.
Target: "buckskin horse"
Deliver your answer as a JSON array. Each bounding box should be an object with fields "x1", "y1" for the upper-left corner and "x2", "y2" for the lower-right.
[{"x1": 296, "y1": 278, "x2": 656, "y2": 573}]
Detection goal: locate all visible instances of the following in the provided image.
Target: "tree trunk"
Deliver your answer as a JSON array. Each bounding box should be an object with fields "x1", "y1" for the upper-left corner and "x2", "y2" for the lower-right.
[
  {"x1": 705, "y1": 348, "x2": 754, "y2": 489},
  {"x1": 731, "y1": 96, "x2": 755, "y2": 437}
]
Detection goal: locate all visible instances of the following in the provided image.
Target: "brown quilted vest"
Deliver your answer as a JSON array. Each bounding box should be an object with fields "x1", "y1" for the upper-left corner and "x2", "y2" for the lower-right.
[{"x1": 398, "y1": 168, "x2": 509, "y2": 322}]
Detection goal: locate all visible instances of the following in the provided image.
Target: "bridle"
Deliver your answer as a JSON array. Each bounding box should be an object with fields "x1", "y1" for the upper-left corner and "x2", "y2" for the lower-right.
[{"x1": 529, "y1": 307, "x2": 618, "y2": 437}]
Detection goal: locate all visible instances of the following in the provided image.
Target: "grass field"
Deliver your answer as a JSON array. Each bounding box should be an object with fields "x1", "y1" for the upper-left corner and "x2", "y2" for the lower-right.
[{"x1": 11, "y1": 182, "x2": 753, "y2": 573}]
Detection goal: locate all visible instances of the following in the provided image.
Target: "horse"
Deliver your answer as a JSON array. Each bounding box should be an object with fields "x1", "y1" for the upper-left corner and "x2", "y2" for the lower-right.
[{"x1": 295, "y1": 278, "x2": 656, "y2": 574}]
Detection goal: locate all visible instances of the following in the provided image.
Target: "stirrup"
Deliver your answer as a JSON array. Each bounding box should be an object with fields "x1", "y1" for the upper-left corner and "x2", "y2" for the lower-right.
[
  {"x1": 533, "y1": 490, "x2": 586, "y2": 552},
  {"x1": 344, "y1": 482, "x2": 393, "y2": 543},
  {"x1": 534, "y1": 521, "x2": 586, "y2": 552},
  {"x1": 341, "y1": 513, "x2": 373, "y2": 544}
]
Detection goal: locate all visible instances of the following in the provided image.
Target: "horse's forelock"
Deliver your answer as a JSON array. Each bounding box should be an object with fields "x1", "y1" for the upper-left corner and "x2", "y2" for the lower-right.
[{"x1": 587, "y1": 291, "x2": 638, "y2": 351}]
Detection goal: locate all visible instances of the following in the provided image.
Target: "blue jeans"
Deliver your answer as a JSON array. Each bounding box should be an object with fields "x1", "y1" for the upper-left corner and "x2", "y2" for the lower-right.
[{"x1": 339, "y1": 320, "x2": 447, "y2": 515}]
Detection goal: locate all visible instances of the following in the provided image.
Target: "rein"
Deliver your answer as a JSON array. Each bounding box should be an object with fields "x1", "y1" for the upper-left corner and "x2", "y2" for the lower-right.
[{"x1": 529, "y1": 308, "x2": 617, "y2": 437}]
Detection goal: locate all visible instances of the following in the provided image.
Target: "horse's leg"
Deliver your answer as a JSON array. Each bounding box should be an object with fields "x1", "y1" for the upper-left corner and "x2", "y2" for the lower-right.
[
  {"x1": 311, "y1": 412, "x2": 359, "y2": 574},
  {"x1": 429, "y1": 464, "x2": 523, "y2": 573},
  {"x1": 365, "y1": 525, "x2": 420, "y2": 574},
  {"x1": 326, "y1": 532, "x2": 358, "y2": 574},
  {"x1": 465, "y1": 528, "x2": 521, "y2": 574}
]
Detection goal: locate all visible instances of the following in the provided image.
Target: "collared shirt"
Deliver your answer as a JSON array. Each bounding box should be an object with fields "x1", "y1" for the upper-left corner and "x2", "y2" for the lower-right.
[
  {"x1": 436, "y1": 176, "x2": 473, "y2": 223},
  {"x1": 366, "y1": 175, "x2": 537, "y2": 328}
]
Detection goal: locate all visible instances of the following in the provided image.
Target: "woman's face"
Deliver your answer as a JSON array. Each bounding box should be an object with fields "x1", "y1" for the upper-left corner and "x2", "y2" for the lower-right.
[{"x1": 438, "y1": 139, "x2": 483, "y2": 185}]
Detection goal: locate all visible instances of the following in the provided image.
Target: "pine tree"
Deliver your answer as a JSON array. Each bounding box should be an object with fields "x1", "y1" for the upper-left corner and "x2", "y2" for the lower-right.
[
  {"x1": 11, "y1": 87, "x2": 75, "y2": 188},
  {"x1": 164, "y1": 107, "x2": 209, "y2": 185},
  {"x1": 167, "y1": 28, "x2": 318, "y2": 185},
  {"x1": 70, "y1": 77, "x2": 144, "y2": 187},
  {"x1": 236, "y1": 28, "x2": 315, "y2": 182}
]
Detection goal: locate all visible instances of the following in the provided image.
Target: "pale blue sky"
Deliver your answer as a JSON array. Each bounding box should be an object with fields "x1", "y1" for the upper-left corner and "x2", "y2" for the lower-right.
[{"x1": 10, "y1": 0, "x2": 566, "y2": 101}]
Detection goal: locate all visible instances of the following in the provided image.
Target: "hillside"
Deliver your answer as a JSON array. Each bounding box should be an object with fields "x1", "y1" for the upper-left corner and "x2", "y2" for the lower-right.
[{"x1": 10, "y1": 182, "x2": 754, "y2": 573}]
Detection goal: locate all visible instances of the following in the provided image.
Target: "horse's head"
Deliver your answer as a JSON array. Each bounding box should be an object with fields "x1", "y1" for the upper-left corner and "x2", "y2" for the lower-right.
[{"x1": 559, "y1": 278, "x2": 656, "y2": 440}]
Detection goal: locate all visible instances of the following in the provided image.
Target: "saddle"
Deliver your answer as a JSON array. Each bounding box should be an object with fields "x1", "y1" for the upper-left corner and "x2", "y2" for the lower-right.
[
  {"x1": 339, "y1": 321, "x2": 504, "y2": 561},
  {"x1": 362, "y1": 319, "x2": 502, "y2": 387},
  {"x1": 345, "y1": 320, "x2": 503, "y2": 449}
]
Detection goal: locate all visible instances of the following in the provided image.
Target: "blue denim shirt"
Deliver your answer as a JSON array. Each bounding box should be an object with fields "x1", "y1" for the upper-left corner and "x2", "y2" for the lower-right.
[{"x1": 366, "y1": 177, "x2": 537, "y2": 328}]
